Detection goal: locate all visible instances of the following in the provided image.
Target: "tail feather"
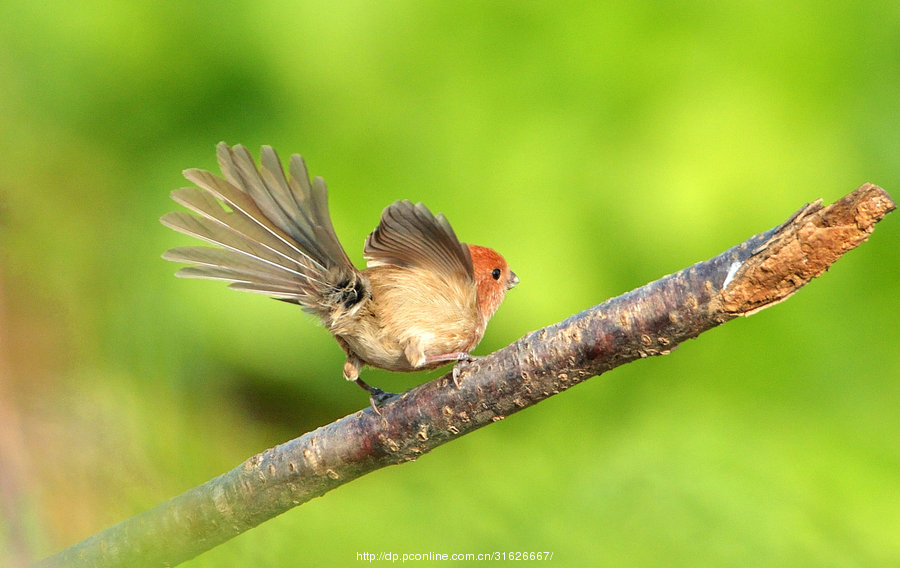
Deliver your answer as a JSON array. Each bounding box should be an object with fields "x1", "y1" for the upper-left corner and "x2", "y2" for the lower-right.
[
  {"x1": 216, "y1": 144, "x2": 353, "y2": 270},
  {"x1": 177, "y1": 266, "x2": 307, "y2": 302},
  {"x1": 162, "y1": 142, "x2": 366, "y2": 318},
  {"x1": 160, "y1": 211, "x2": 320, "y2": 283},
  {"x1": 288, "y1": 153, "x2": 350, "y2": 267},
  {"x1": 163, "y1": 246, "x2": 306, "y2": 288},
  {"x1": 180, "y1": 170, "x2": 327, "y2": 273},
  {"x1": 168, "y1": 191, "x2": 291, "y2": 266},
  {"x1": 228, "y1": 281, "x2": 308, "y2": 300}
]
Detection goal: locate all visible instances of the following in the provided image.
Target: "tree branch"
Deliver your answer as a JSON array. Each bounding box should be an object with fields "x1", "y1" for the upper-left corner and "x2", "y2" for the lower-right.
[{"x1": 38, "y1": 184, "x2": 895, "y2": 568}]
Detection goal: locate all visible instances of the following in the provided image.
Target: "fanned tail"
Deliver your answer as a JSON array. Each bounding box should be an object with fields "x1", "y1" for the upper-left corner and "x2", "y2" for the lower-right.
[{"x1": 161, "y1": 143, "x2": 365, "y2": 319}]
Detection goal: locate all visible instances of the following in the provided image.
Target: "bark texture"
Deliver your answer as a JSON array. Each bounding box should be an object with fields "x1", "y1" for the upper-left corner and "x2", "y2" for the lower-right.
[{"x1": 38, "y1": 184, "x2": 895, "y2": 568}]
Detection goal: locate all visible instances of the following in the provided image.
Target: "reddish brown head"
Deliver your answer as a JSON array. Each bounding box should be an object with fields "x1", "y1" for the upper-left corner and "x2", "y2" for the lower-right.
[{"x1": 467, "y1": 244, "x2": 518, "y2": 325}]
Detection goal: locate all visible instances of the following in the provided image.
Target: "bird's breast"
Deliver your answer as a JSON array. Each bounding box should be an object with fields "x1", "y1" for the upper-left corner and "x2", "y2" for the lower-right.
[{"x1": 333, "y1": 266, "x2": 483, "y2": 371}]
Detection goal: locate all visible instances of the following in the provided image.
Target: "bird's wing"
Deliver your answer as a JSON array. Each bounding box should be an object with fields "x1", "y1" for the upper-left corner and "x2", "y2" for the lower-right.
[{"x1": 363, "y1": 200, "x2": 473, "y2": 280}]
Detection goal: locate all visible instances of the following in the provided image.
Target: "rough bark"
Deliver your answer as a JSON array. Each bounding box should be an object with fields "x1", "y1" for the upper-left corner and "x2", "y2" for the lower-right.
[{"x1": 37, "y1": 183, "x2": 895, "y2": 568}]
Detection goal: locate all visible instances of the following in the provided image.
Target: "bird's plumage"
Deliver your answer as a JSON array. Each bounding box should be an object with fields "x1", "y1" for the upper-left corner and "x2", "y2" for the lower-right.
[{"x1": 162, "y1": 143, "x2": 517, "y2": 397}]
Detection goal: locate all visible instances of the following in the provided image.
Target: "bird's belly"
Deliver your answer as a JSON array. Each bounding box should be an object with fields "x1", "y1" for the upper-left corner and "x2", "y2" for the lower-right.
[
  {"x1": 332, "y1": 270, "x2": 484, "y2": 372},
  {"x1": 338, "y1": 327, "x2": 479, "y2": 373},
  {"x1": 342, "y1": 335, "x2": 412, "y2": 372}
]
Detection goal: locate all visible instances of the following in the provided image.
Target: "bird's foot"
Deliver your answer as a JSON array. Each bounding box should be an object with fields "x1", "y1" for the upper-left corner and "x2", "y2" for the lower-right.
[
  {"x1": 354, "y1": 378, "x2": 397, "y2": 415},
  {"x1": 451, "y1": 354, "x2": 483, "y2": 388},
  {"x1": 368, "y1": 386, "x2": 396, "y2": 406}
]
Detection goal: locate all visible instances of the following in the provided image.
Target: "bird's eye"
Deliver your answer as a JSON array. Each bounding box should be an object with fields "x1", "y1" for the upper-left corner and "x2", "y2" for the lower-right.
[{"x1": 491, "y1": 268, "x2": 501, "y2": 280}]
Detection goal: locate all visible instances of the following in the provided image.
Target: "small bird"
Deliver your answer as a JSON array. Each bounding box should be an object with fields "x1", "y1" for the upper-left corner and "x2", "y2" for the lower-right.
[{"x1": 161, "y1": 143, "x2": 518, "y2": 405}]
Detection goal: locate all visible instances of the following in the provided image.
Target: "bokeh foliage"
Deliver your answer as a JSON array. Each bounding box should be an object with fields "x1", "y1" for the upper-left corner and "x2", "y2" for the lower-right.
[{"x1": 1, "y1": 1, "x2": 898, "y2": 566}]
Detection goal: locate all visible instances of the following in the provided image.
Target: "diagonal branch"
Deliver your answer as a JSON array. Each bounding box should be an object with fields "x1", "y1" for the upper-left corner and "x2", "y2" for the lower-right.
[{"x1": 38, "y1": 184, "x2": 895, "y2": 568}]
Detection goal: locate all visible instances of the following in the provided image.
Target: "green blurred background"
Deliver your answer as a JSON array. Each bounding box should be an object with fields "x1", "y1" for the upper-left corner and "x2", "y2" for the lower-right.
[{"x1": 1, "y1": 1, "x2": 898, "y2": 566}]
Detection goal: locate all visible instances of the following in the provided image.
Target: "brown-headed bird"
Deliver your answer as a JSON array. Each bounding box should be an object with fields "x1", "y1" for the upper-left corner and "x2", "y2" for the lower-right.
[{"x1": 161, "y1": 143, "x2": 518, "y2": 405}]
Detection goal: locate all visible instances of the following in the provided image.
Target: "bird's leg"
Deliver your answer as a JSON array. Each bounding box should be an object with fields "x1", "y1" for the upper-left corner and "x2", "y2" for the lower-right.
[
  {"x1": 405, "y1": 338, "x2": 482, "y2": 389},
  {"x1": 423, "y1": 352, "x2": 477, "y2": 365},
  {"x1": 353, "y1": 376, "x2": 396, "y2": 412},
  {"x1": 344, "y1": 355, "x2": 395, "y2": 411}
]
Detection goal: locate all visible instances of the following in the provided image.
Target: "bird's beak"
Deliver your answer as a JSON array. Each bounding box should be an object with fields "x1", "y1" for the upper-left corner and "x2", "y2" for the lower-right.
[{"x1": 507, "y1": 271, "x2": 519, "y2": 290}]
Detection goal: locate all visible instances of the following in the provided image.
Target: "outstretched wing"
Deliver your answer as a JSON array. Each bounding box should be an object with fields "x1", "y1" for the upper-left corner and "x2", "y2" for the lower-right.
[{"x1": 363, "y1": 200, "x2": 473, "y2": 281}]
